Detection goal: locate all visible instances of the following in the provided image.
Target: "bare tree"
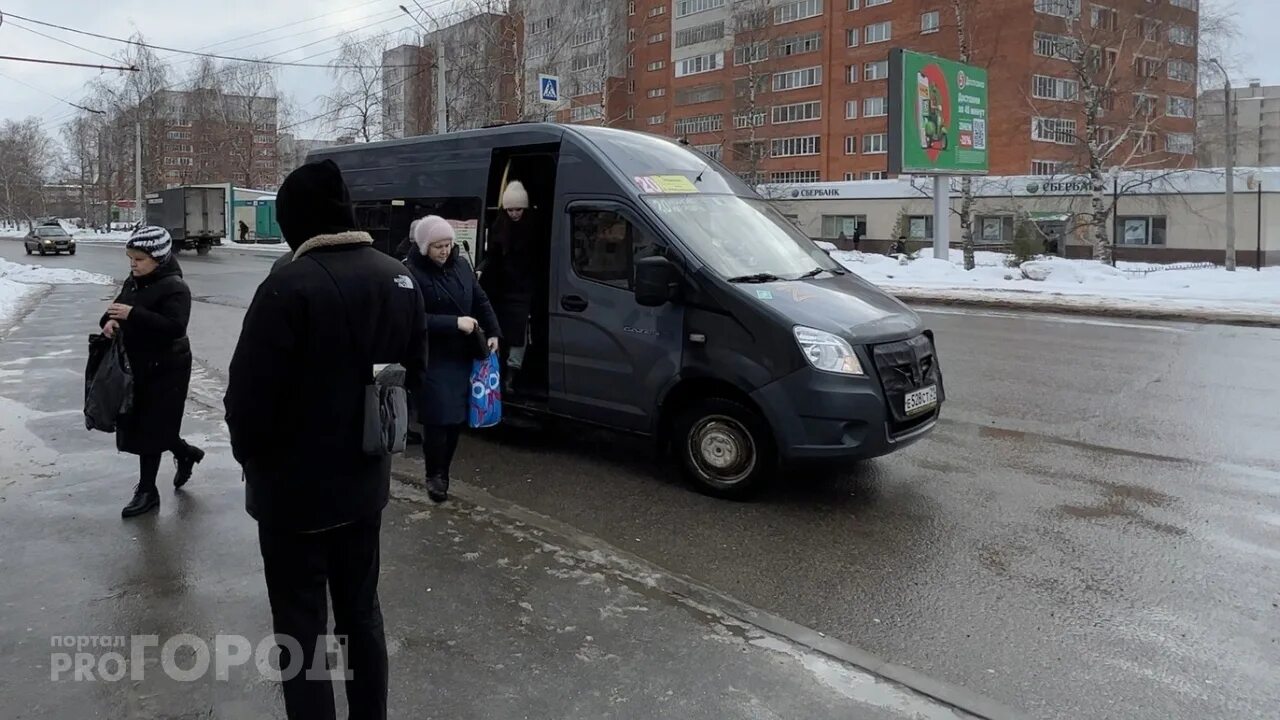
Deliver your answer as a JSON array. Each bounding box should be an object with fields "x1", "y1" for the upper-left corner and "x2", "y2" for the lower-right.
[
  {"x1": 326, "y1": 38, "x2": 387, "y2": 142},
  {"x1": 0, "y1": 118, "x2": 55, "y2": 225},
  {"x1": 60, "y1": 115, "x2": 101, "y2": 221},
  {"x1": 1194, "y1": 0, "x2": 1243, "y2": 167},
  {"x1": 1026, "y1": 3, "x2": 1194, "y2": 263},
  {"x1": 723, "y1": 0, "x2": 781, "y2": 185},
  {"x1": 219, "y1": 62, "x2": 280, "y2": 189},
  {"x1": 951, "y1": 0, "x2": 979, "y2": 269}
]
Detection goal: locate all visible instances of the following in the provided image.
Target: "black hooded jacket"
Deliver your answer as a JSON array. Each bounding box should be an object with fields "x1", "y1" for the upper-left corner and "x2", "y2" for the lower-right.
[{"x1": 224, "y1": 160, "x2": 427, "y2": 532}]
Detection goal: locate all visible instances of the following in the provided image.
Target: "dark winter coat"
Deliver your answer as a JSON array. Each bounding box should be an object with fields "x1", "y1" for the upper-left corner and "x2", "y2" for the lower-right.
[
  {"x1": 99, "y1": 256, "x2": 193, "y2": 456},
  {"x1": 224, "y1": 232, "x2": 427, "y2": 532},
  {"x1": 405, "y1": 245, "x2": 501, "y2": 427},
  {"x1": 478, "y1": 213, "x2": 541, "y2": 346}
]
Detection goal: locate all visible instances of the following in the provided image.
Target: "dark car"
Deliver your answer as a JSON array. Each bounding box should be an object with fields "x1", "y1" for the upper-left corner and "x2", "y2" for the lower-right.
[{"x1": 24, "y1": 225, "x2": 76, "y2": 256}]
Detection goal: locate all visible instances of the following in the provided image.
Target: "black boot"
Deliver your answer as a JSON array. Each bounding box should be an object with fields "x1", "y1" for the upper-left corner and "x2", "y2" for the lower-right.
[
  {"x1": 173, "y1": 445, "x2": 205, "y2": 489},
  {"x1": 426, "y1": 474, "x2": 449, "y2": 504},
  {"x1": 122, "y1": 484, "x2": 160, "y2": 518}
]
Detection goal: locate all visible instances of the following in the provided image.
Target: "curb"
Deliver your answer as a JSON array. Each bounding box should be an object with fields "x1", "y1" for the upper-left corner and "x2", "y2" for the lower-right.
[
  {"x1": 390, "y1": 469, "x2": 1023, "y2": 720},
  {"x1": 894, "y1": 291, "x2": 1280, "y2": 328}
]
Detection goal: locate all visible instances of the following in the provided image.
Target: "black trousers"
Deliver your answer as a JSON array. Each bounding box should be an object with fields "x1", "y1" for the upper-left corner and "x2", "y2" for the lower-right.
[
  {"x1": 258, "y1": 515, "x2": 388, "y2": 720},
  {"x1": 138, "y1": 437, "x2": 197, "y2": 491},
  {"x1": 421, "y1": 423, "x2": 462, "y2": 479}
]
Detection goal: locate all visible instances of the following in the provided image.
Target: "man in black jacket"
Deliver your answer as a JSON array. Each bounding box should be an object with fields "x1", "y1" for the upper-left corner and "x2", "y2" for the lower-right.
[{"x1": 224, "y1": 160, "x2": 425, "y2": 720}]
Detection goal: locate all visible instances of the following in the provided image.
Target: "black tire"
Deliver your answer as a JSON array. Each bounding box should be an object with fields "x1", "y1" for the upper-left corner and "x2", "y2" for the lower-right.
[
  {"x1": 196, "y1": 245, "x2": 210, "y2": 256},
  {"x1": 68, "y1": 249, "x2": 76, "y2": 255},
  {"x1": 38, "y1": 247, "x2": 46, "y2": 256},
  {"x1": 674, "y1": 398, "x2": 775, "y2": 500}
]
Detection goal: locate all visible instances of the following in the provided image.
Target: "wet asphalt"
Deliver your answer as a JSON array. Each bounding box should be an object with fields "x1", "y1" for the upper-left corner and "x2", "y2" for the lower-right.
[{"x1": 3, "y1": 240, "x2": 1278, "y2": 720}]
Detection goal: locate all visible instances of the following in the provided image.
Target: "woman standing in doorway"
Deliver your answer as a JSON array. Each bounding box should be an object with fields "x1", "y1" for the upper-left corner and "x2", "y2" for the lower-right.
[
  {"x1": 101, "y1": 226, "x2": 204, "y2": 518},
  {"x1": 405, "y1": 216, "x2": 501, "y2": 503},
  {"x1": 479, "y1": 180, "x2": 537, "y2": 393}
]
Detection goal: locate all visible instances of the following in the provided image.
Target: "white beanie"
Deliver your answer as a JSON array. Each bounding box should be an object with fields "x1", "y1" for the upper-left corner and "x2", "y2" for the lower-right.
[
  {"x1": 127, "y1": 225, "x2": 172, "y2": 260},
  {"x1": 501, "y1": 180, "x2": 529, "y2": 209},
  {"x1": 412, "y1": 215, "x2": 455, "y2": 255}
]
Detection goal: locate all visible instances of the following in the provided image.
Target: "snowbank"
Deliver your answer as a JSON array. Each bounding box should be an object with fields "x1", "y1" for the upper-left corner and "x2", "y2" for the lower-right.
[
  {"x1": 831, "y1": 250, "x2": 1280, "y2": 321},
  {"x1": 0, "y1": 259, "x2": 114, "y2": 329}
]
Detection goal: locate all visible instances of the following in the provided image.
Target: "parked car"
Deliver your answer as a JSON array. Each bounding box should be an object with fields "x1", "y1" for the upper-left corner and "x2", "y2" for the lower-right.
[{"x1": 24, "y1": 225, "x2": 76, "y2": 256}]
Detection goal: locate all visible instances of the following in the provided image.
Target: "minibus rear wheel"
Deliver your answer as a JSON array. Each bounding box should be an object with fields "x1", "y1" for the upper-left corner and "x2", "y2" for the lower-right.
[{"x1": 675, "y1": 398, "x2": 774, "y2": 500}]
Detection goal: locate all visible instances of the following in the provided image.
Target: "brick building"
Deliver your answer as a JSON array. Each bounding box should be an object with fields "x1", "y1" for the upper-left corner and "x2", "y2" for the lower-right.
[
  {"x1": 147, "y1": 89, "x2": 279, "y2": 191},
  {"x1": 552, "y1": 0, "x2": 1199, "y2": 182}
]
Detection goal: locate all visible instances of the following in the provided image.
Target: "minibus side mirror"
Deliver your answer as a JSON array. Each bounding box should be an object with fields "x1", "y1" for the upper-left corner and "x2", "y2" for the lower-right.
[{"x1": 635, "y1": 256, "x2": 678, "y2": 307}]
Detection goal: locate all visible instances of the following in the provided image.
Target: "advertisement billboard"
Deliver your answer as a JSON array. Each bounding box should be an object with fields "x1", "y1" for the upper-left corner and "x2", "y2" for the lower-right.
[{"x1": 887, "y1": 49, "x2": 990, "y2": 176}]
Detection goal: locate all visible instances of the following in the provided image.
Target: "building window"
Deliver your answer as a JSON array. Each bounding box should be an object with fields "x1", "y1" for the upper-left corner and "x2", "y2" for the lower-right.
[
  {"x1": 572, "y1": 27, "x2": 605, "y2": 47},
  {"x1": 907, "y1": 215, "x2": 934, "y2": 239},
  {"x1": 862, "y1": 171, "x2": 887, "y2": 180},
  {"x1": 1167, "y1": 96, "x2": 1194, "y2": 118},
  {"x1": 862, "y1": 133, "x2": 887, "y2": 154},
  {"x1": 865, "y1": 0, "x2": 891, "y2": 6},
  {"x1": 1090, "y1": 5, "x2": 1117, "y2": 30},
  {"x1": 977, "y1": 215, "x2": 1016, "y2": 242},
  {"x1": 649, "y1": 32, "x2": 667, "y2": 44},
  {"x1": 734, "y1": 42, "x2": 769, "y2": 65},
  {"x1": 574, "y1": 78, "x2": 604, "y2": 97},
  {"x1": 1137, "y1": 133, "x2": 1156, "y2": 154},
  {"x1": 734, "y1": 6, "x2": 770, "y2": 31},
  {"x1": 570, "y1": 105, "x2": 605, "y2": 122},
  {"x1": 1134, "y1": 56, "x2": 1162, "y2": 79},
  {"x1": 1034, "y1": 32, "x2": 1079, "y2": 60},
  {"x1": 844, "y1": 172, "x2": 856, "y2": 181},
  {"x1": 1133, "y1": 93, "x2": 1157, "y2": 117},
  {"x1": 1168, "y1": 24, "x2": 1194, "y2": 46},
  {"x1": 694, "y1": 143, "x2": 722, "y2": 160},
  {"x1": 629, "y1": 28, "x2": 637, "y2": 42},
  {"x1": 846, "y1": 28, "x2": 860, "y2": 46},
  {"x1": 863, "y1": 96, "x2": 888, "y2": 116},
  {"x1": 675, "y1": 52, "x2": 723, "y2": 77},
  {"x1": 844, "y1": 135, "x2": 857, "y2": 154},
  {"x1": 921, "y1": 11, "x2": 940, "y2": 33},
  {"x1": 167, "y1": 131, "x2": 192, "y2": 140},
  {"x1": 1097, "y1": 126, "x2": 1116, "y2": 146},
  {"x1": 675, "y1": 20, "x2": 726, "y2": 48},
  {"x1": 1116, "y1": 216, "x2": 1167, "y2": 245},
  {"x1": 1168, "y1": 0, "x2": 1196, "y2": 8},
  {"x1": 847, "y1": 0, "x2": 859, "y2": 8},
  {"x1": 773, "y1": 66, "x2": 823, "y2": 91},
  {"x1": 649, "y1": 4, "x2": 667, "y2": 17},
  {"x1": 1165, "y1": 133, "x2": 1194, "y2": 154},
  {"x1": 571, "y1": 209, "x2": 660, "y2": 290},
  {"x1": 865, "y1": 21, "x2": 892, "y2": 44},
  {"x1": 628, "y1": 80, "x2": 636, "y2": 94},
  {"x1": 733, "y1": 111, "x2": 767, "y2": 128},
  {"x1": 649, "y1": 114, "x2": 666, "y2": 125},
  {"x1": 1167, "y1": 59, "x2": 1195, "y2": 83},
  {"x1": 864, "y1": 60, "x2": 889, "y2": 80},
  {"x1": 822, "y1": 214, "x2": 867, "y2": 237},
  {"x1": 647, "y1": 60, "x2": 666, "y2": 71},
  {"x1": 770, "y1": 170, "x2": 822, "y2": 183},
  {"x1": 1035, "y1": 0, "x2": 1079, "y2": 17},
  {"x1": 1032, "y1": 117, "x2": 1077, "y2": 144},
  {"x1": 673, "y1": 114, "x2": 724, "y2": 135},
  {"x1": 629, "y1": 1, "x2": 636, "y2": 15},
  {"x1": 845, "y1": 99, "x2": 858, "y2": 119},
  {"x1": 776, "y1": 31, "x2": 823, "y2": 56},
  {"x1": 648, "y1": 87, "x2": 668, "y2": 99},
  {"x1": 1031, "y1": 160, "x2": 1063, "y2": 176},
  {"x1": 675, "y1": 0, "x2": 724, "y2": 18},
  {"x1": 675, "y1": 84, "x2": 724, "y2": 105},
  {"x1": 1032, "y1": 75, "x2": 1079, "y2": 101},
  {"x1": 572, "y1": 52, "x2": 602, "y2": 71},
  {"x1": 847, "y1": 65, "x2": 859, "y2": 83},
  {"x1": 775, "y1": 0, "x2": 823, "y2": 25},
  {"x1": 1142, "y1": 18, "x2": 1161, "y2": 41},
  {"x1": 772, "y1": 100, "x2": 822, "y2": 124},
  {"x1": 770, "y1": 135, "x2": 822, "y2": 157}
]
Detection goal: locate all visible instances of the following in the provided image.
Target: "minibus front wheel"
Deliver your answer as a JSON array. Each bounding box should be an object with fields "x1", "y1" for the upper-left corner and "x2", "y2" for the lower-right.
[{"x1": 675, "y1": 398, "x2": 775, "y2": 500}]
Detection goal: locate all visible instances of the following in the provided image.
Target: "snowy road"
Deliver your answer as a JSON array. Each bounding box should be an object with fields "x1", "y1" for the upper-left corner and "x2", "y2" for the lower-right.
[{"x1": 2, "y1": 238, "x2": 1278, "y2": 720}]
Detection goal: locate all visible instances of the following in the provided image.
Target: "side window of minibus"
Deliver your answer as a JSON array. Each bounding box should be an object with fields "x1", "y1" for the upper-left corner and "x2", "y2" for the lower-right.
[{"x1": 570, "y1": 209, "x2": 659, "y2": 291}]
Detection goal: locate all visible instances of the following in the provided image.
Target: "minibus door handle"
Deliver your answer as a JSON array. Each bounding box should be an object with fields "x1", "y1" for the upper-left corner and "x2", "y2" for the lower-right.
[{"x1": 560, "y1": 294, "x2": 589, "y2": 312}]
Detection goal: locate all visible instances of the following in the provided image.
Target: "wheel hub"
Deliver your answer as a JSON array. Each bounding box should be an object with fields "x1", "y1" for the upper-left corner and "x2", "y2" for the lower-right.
[{"x1": 690, "y1": 416, "x2": 756, "y2": 484}]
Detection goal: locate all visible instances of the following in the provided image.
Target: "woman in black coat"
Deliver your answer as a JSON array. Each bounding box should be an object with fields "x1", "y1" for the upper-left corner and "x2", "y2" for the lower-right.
[
  {"x1": 478, "y1": 180, "x2": 540, "y2": 392},
  {"x1": 101, "y1": 226, "x2": 204, "y2": 518},
  {"x1": 405, "y1": 215, "x2": 500, "y2": 503}
]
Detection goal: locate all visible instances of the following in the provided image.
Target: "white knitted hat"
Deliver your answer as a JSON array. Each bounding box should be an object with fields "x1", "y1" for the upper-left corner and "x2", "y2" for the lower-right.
[
  {"x1": 412, "y1": 215, "x2": 455, "y2": 255},
  {"x1": 501, "y1": 180, "x2": 529, "y2": 209},
  {"x1": 127, "y1": 225, "x2": 172, "y2": 259}
]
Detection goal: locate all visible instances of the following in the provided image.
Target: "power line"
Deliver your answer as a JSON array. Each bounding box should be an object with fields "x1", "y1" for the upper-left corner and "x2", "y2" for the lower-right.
[
  {"x1": 0, "y1": 68, "x2": 104, "y2": 114},
  {"x1": 0, "y1": 54, "x2": 136, "y2": 71},
  {"x1": 188, "y1": 0, "x2": 391, "y2": 54},
  {"x1": 6, "y1": 20, "x2": 122, "y2": 64},
  {"x1": 0, "y1": 11, "x2": 427, "y2": 68}
]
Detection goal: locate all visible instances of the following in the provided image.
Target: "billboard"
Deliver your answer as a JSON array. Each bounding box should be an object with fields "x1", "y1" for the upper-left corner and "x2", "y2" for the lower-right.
[{"x1": 887, "y1": 49, "x2": 989, "y2": 176}]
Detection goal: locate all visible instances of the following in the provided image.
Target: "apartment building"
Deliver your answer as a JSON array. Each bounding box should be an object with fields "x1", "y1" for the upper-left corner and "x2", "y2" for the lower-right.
[
  {"x1": 149, "y1": 88, "x2": 279, "y2": 191},
  {"x1": 1199, "y1": 81, "x2": 1280, "y2": 168},
  {"x1": 523, "y1": 0, "x2": 632, "y2": 125},
  {"x1": 382, "y1": 44, "x2": 429, "y2": 139},
  {"x1": 595, "y1": 0, "x2": 1200, "y2": 182}
]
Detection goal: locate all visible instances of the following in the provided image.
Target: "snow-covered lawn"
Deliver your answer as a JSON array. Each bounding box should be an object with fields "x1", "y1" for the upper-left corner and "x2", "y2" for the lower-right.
[
  {"x1": 828, "y1": 247, "x2": 1280, "y2": 321},
  {"x1": 0, "y1": 258, "x2": 114, "y2": 328}
]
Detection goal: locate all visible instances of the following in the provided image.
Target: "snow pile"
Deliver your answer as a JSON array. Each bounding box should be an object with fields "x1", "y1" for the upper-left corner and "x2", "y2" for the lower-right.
[
  {"x1": 0, "y1": 258, "x2": 114, "y2": 329},
  {"x1": 830, "y1": 249, "x2": 1280, "y2": 320}
]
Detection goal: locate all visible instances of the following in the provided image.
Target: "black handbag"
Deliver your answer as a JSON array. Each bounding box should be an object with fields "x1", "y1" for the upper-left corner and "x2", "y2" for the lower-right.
[{"x1": 84, "y1": 332, "x2": 134, "y2": 432}]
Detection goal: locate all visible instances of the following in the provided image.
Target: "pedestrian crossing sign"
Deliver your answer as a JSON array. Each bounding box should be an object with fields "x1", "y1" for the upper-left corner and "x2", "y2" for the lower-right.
[{"x1": 538, "y1": 74, "x2": 560, "y2": 104}]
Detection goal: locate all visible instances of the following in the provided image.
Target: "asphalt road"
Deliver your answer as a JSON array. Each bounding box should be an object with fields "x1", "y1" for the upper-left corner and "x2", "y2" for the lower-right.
[{"x1": 5, "y1": 239, "x2": 1278, "y2": 720}]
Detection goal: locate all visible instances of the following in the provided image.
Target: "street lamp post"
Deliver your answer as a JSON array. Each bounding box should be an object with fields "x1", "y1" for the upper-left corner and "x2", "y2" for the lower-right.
[{"x1": 1209, "y1": 58, "x2": 1236, "y2": 271}]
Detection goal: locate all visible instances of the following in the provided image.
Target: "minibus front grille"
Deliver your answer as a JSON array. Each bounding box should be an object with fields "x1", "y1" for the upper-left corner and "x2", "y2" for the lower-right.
[{"x1": 871, "y1": 333, "x2": 943, "y2": 435}]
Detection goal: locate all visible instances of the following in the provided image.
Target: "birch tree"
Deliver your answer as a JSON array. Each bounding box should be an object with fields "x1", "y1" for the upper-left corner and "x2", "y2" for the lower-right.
[
  {"x1": 0, "y1": 118, "x2": 54, "y2": 225},
  {"x1": 724, "y1": 0, "x2": 782, "y2": 185},
  {"x1": 325, "y1": 38, "x2": 386, "y2": 142}
]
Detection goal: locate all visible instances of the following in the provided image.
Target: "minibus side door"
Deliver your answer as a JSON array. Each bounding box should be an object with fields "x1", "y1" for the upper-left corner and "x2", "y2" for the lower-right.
[{"x1": 550, "y1": 200, "x2": 684, "y2": 433}]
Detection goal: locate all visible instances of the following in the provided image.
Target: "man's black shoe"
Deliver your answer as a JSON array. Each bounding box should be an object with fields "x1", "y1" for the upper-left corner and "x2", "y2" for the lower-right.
[{"x1": 174, "y1": 446, "x2": 205, "y2": 489}]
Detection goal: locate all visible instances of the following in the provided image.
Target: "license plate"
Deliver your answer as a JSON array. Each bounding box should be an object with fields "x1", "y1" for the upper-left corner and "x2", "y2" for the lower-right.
[{"x1": 904, "y1": 385, "x2": 938, "y2": 416}]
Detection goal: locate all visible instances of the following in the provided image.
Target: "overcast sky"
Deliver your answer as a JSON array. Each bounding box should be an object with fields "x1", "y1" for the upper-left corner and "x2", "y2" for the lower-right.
[{"x1": 0, "y1": 0, "x2": 1276, "y2": 138}]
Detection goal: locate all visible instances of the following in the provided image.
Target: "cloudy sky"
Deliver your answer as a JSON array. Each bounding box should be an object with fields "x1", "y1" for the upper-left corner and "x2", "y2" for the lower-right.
[{"x1": 0, "y1": 0, "x2": 1275, "y2": 138}]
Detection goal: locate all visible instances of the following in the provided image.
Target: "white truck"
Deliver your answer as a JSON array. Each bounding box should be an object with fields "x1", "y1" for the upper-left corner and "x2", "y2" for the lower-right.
[{"x1": 144, "y1": 187, "x2": 227, "y2": 255}]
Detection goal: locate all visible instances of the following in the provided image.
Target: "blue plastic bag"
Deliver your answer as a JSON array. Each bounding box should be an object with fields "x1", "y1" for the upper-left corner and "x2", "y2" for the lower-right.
[{"x1": 468, "y1": 351, "x2": 502, "y2": 428}]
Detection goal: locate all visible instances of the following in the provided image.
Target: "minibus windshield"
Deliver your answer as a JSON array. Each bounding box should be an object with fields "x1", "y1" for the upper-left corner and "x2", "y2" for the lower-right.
[{"x1": 643, "y1": 194, "x2": 843, "y2": 282}]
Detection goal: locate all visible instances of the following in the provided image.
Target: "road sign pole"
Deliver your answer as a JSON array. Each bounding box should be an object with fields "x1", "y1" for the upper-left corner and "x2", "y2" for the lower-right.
[{"x1": 933, "y1": 175, "x2": 950, "y2": 260}]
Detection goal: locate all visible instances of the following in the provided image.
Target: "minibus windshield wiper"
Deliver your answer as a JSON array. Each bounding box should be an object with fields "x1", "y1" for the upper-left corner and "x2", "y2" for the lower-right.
[
  {"x1": 727, "y1": 272, "x2": 783, "y2": 283},
  {"x1": 796, "y1": 266, "x2": 847, "y2": 279}
]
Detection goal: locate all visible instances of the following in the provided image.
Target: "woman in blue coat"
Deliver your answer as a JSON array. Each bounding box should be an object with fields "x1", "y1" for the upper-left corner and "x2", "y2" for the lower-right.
[{"x1": 405, "y1": 216, "x2": 501, "y2": 502}]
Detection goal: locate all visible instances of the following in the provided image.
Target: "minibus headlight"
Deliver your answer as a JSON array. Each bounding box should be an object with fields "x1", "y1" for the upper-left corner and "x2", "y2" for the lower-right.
[{"x1": 793, "y1": 326, "x2": 864, "y2": 376}]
